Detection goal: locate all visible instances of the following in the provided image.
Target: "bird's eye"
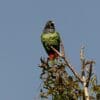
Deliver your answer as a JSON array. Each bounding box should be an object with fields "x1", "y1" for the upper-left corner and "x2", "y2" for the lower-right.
[{"x1": 51, "y1": 23, "x2": 54, "y2": 27}]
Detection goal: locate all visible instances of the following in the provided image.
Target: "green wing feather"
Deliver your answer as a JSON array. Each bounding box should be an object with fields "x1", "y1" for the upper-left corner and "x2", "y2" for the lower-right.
[{"x1": 41, "y1": 32, "x2": 60, "y2": 55}]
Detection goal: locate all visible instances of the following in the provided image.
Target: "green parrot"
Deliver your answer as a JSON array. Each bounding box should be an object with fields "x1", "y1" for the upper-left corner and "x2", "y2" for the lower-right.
[{"x1": 41, "y1": 20, "x2": 61, "y2": 60}]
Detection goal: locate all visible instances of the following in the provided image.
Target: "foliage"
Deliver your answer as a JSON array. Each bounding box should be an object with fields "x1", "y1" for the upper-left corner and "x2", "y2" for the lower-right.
[{"x1": 38, "y1": 44, "x2": 100, "y2": 100}]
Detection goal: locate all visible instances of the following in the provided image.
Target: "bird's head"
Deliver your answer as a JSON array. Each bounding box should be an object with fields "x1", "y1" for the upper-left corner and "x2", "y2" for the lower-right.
[{"x1": 43, "y1": 20, "x2": 55, "y2": 33}]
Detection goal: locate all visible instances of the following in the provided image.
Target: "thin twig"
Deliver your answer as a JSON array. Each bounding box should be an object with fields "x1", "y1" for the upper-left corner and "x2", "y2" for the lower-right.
[
  {"x1": 86, "y1": 61, "x2": 95, "y2": 87},
  {"x1": 64, "y1": 57, "x2": 83, "y2": 83},
  {"x1": 60, "y1": 40, "x2": 65, "y2": 57},
  {"x1": 51, "y1": 46, "x2": 62, "y2": 57},
  {"x1": 80, "y1": 45, "x2": 85, "y2": 62},
  {"x1": 80, "y1": 46, "x2": 86, "y2": 78}
]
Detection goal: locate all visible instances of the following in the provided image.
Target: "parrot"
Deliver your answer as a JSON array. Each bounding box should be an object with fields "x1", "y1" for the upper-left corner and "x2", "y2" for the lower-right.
[{"x1": 41, "y1": 20, "x2": 61, "y2": 60}]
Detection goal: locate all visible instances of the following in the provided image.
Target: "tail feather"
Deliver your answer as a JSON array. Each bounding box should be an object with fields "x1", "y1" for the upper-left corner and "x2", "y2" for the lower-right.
[{"x1": 49, "y1": 52, "x2": 59, "y2": 60}]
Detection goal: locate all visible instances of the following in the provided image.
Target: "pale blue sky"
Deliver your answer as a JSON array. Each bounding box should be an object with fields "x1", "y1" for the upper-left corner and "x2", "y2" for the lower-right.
[{"x1": 0, "y1": 0, "x2": 100, "y2": 100}]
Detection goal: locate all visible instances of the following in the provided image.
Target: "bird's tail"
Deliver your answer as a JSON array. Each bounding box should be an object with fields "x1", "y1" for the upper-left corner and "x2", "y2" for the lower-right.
[{"x1": 49, "y1": 52, "x2": 59, "y2": 60}]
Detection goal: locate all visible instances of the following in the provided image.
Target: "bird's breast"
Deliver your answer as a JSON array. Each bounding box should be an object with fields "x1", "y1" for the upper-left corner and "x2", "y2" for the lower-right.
[{"x1": 42, "y1": 33, "x2": 58, "y2": 45}]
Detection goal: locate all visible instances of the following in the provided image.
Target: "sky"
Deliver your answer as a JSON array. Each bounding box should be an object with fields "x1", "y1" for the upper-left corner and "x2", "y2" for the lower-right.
[{"x1": 0, "y1": 0, "x2": 100, "y2": 100}]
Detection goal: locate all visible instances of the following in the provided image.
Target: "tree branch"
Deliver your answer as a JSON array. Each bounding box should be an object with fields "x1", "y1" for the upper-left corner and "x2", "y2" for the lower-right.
[
  {"x1": 51, "y1": 41, "x2": 83, "y2": 83},
  {"x1": 86, "y1": 61, "x2": 95, "y2": 87}
]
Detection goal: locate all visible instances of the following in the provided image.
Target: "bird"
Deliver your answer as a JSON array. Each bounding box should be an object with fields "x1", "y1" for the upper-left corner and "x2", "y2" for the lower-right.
[{"x1": 41, "y1": 20, "x2": 61, "y2": 60}]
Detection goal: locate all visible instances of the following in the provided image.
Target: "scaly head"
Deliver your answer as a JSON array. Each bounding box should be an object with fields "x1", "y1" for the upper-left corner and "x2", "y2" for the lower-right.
[{"x1": 43, "y1": 20, "x2": 55, "y2": 33}]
